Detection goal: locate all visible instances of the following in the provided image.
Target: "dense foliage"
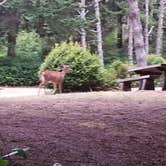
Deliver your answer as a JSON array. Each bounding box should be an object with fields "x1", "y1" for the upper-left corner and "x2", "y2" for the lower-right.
[
  {"x1": 16, "y1": 31, "x2": 43, "y2": 57},
  {"x1": 100, "y1": 60, "x2": 129, "y2": 89},
  {"x1": 0, "y1": 56, "x2": 41, "y2": 86},
  {"x1": 0, "y1": 31, "x2": 42, "y2": 86},
  {"x1": 40, "y1": 42, "x2": 102, "y2": 91},
  {"x1": 0, "y1": 0, "x2": 166, "y2": 89},
  {"x1": 147, "y1": 54, "x2": 166, "y2": 65}
]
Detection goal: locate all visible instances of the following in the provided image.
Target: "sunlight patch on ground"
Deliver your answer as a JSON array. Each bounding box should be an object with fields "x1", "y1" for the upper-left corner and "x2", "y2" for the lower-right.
[
  {"x1": 79, "y1": 121, "x2": 107, "y2": 129},
  {"x1": 0, "y1": 87, "x2": 43, "y2": 98}
]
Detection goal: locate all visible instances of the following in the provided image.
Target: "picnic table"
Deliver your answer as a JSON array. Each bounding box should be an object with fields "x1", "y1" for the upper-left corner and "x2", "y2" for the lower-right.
[{"x1": 118, "y1": 64, "x2": 166, "y2": 91}]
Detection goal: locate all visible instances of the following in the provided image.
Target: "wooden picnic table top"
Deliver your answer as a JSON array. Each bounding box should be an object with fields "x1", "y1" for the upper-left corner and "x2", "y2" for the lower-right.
[{"x1": 128, "y1": 64, "x2": 166, "y2": 75}]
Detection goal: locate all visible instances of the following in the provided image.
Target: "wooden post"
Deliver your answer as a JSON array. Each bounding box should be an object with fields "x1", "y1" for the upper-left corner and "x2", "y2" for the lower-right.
[
  {"x1": 141, "y1": 78, "x2": 155, "y2": 90},
  {"x1": 162, "y1": 71, "x2": 166, "y2": 90}
]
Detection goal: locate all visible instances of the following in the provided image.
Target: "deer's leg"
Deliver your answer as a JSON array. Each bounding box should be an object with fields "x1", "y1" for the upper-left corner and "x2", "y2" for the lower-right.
[
  {"x1": 38, "y1": 82, "x2": 46, "y2": 95},
  {"x1": 53, "y1": 83, "x2": 57, "y2": 94},
  {"x1": 59, "y1": 83, "x2": 63, "y2": 93}
]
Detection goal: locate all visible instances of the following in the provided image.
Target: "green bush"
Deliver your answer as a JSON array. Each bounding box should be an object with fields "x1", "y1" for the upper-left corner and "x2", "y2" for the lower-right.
[
  {"x1": 95, "y1": 60, "x2": 128, "y2": 90},
  {"x1": 111, "y1": 60, "x2": 129, "y2": 79},
  {"x1": 39, "y1": 42, "x2": 102, "y2": 91},
  {"x1": 99, "y1": 67, "x2": 117, "y2": 88},
  {"x1": 0, "y1": 31, "x2": 43, "y2": 86},
  {"x1": 0, "y1": 56, "x2": 42, "y2": 86},
  {"x1": 16, "y1": 31, "x2": 43, "y2": 58},
  {"x1": 147, "y1": 54, "x2": 166, "y2": 65}
]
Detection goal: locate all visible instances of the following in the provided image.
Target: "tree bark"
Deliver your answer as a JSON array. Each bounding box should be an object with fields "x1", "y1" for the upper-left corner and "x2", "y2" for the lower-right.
[
  {"x1": 128, "y1": 0, "x2": 147, "y2": 67},
  {"x1": 7, "y1": 32, "x2": 16, "y2": 57},
  {"x1": 127, "y1": 17, "x2": 134, "y2": 65},
  {"x1": 7, "y1": 11, "x2": 20, "y2": 58},
  {"x1": 94, "y1": 0, "x2": 104, "y2": 67},
  {"x1": 117, "y1": 15, "x2": 123, "y2": 48},
  {"x1": 80, "y1": 0, "x2": 87, "y2": 49},
  {"x1": 145, "y1": 0, "x2": 149, "y2": 55},
  {"x1": 155, "y1": 0, "x2": 165, "y2": 56}
]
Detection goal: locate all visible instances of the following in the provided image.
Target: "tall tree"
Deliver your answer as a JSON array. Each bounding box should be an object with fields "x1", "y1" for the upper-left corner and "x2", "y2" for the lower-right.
[
  {"x1": 94, "y1": 0, "x2": 104, "y2": 67},
  {"x1": 79, "y1": 0, "x2": 87, "y2": 49},
  {"x1": 127, "y1": 17, "x2": 134, "y2": 65},
  {"x1": 0, "y1": 0, "x2": 27, "y2": 57},
  {"x1": 145, "y1": 0, "x2": 149, "y2": 55},
  {"x1": 155, "y1": 0, "x2": 166, "y2": 56},
  {"x1": 128, "y1": 0, "x2": 147, "y2": 66},
  {"x1": 7, "y1": 11, "x2": 20, "y2": 57}
]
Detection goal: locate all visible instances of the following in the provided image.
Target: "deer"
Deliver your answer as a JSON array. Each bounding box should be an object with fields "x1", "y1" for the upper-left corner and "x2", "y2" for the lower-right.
[{"x1": 38, "y1": 65, "x2": 72, "y2": 95}]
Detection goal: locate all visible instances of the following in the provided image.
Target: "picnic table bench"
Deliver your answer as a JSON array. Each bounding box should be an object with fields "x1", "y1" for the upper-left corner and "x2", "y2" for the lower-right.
[
  {"x1": 117, "y1": 75, "x2": 153, "y2": 91},
  {"x1": 117, "y1": 64, "x2": 166, "y2": 91}
]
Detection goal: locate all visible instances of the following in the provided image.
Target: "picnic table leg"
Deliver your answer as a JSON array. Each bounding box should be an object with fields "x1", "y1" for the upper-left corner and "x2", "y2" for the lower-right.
[
  {"x1": 162, "y1": 72, "x2": 166, "y2": 90},
  {"x1": 122, "y1": 82, "x2": 131, "y2": 91},
  {"x1": 141, "y1": 78, "x2": 155, "y2": 90}
]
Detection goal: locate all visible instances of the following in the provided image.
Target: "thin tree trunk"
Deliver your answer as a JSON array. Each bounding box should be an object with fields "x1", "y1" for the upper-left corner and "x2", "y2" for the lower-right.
[
  {"x1": 7, "y1": 32, "x2": 16, "y2": 57},
  {"x1": 94, "y1": 0, "x2": 104, "y2": 67},
  {"x1": 128, "y1": 0, "x2": 147, "y2": 67},
  {"x1": 7, "y1": 11, "x2": 20, "y2": 58},
  {"x1": 155, "y1": 0, "x2": 165, "y2": 56},
  {"x1": 80, "y1": 0, "x2": 87, "y2": 49},
  {"x1": 36, "y1": 16, "x2": 45, "y2": 37},
  {"x1": 117, "y1": 15, "x2": 123, "y2": 48},
  {"x1": 145, "y1": 0, "x2": 149, "y2": 55},
  {"x1": 128, "y1": 17, "x2": 134, "y2": 65}
]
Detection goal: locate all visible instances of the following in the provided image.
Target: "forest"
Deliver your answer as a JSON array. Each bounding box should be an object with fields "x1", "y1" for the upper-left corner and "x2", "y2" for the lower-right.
[
  {"x1": 1, "y1": 1, "x2": 166, "y2": 166},
  {"x1": 0, "y1": 0, "x2": 166, "y2": 91}
]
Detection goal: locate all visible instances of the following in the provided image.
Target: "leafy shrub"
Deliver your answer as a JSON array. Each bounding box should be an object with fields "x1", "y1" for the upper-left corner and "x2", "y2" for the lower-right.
[
  {"x1": 16, "y1": 31, "x2": 43, "y2": 58},
  {"x1": 39, "y1": 42, "x2": 102, "y2": 91},
  {"x1": 147, "y1": 54, "x2": 166, "y2": 65},
  {"x1": 0, "y1": 56, "x2": 42, "y2": 86},
  {"x1": 99, "y1": 67, "x2": 117, "y2": 88},
  {"x1": 0, "y1": 31, "x2": 43, "y2": 86},
  {"x1": 97, "y1": 60, "x2": 128, "y2": 89},
  {"x1": 111, "y1": 60, "x2": 129, "y2": 79}
]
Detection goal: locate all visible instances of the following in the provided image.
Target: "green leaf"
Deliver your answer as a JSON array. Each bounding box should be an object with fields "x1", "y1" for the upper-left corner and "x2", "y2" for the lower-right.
[{"x1": 0, "y1": 159, "x2": 8, "y2": 166}]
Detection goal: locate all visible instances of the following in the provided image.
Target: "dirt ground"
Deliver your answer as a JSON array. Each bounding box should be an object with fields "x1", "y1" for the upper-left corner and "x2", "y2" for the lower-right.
[{"x1": 0, "y1": 90, "x2": 166, "y2": 166}]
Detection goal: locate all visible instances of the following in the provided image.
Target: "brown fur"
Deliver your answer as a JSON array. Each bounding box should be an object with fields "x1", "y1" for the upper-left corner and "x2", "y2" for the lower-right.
[{"x1": 38, "y1": 65, "x2": 71, "y2": 94}]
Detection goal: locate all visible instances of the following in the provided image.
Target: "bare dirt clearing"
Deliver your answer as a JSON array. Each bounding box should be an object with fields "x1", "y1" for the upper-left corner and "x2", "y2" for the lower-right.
[{"x1": 0, "y1": 91, "x2": 166, "y2": 166}]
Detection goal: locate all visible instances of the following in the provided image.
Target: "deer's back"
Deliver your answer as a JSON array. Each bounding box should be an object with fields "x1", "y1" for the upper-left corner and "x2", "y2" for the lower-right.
[{"x1": 42, "y1": 70, "x2": 65, "y2": 83}]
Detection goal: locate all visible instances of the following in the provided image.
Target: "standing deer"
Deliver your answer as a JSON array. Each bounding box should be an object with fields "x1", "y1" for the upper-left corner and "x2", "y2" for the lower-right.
[{"x1": 38, "y1": 65, "x2": 71, "y2": 95}]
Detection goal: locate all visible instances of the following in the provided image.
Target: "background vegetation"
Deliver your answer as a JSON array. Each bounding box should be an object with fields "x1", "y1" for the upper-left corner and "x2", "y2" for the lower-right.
[{"x1": 0, "y1": 0, "x2": 166, "y2": 91}]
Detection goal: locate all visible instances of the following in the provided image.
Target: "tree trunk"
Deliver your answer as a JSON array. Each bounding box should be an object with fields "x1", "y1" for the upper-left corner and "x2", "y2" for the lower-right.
[
  {"x1": 155, "y1": 0, "x2": 165, "y2": 56},
  {"x1": 127, "y1": 17, "x2": 134, "y2": 65},
  {"x1": 145, "y1": 0, "x2": 149, "y2": 55},
  {"x1": 128, "y1": 0, "x2": 147, "y2": 67},
  {"x1": 7, "y1": 32, "x2": 16, "y2": 57},
  {"x1": 80, "y1": 0, "x2": 87, "y2": 49},
  {"x1": 94, "y1": 0, "x2": 104, "y2": 67},
  {"x1": 36, "y1": 16, "x2": 45, "y2": 37},
  {"x1": 6, "y1": 10, "x2": 20, "y2": 58},
  {"x1": 117, "y1": 15, "x2": 123, "y2": 48}
]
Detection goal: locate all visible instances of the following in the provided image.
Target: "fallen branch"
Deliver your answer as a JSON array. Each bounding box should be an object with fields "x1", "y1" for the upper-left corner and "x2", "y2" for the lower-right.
[
  {"x1": 0, "y1": 0, "x2": 7, "y2": 6},
  {"x1": 1, "y1": 147, "x2": 30, "y2": 159}
]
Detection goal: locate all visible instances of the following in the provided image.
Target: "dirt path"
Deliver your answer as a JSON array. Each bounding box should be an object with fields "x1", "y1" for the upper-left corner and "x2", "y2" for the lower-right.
[
  {"x1": 0, "y1": 87, "x2": 42, "y2": 98},
  {"x1": 0, "y1": 91, "x2": 166, "y2": 166}
]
